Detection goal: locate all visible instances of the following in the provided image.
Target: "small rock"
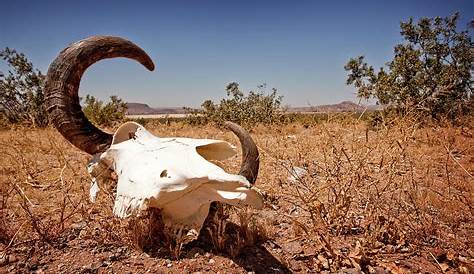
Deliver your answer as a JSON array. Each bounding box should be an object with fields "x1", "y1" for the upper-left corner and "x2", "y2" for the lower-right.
[
  {"x1": 287, "y1": 166, "x2": 308, "y2": 183},
  {"x1": 281, "y1": 241, "x2": 303, "y2": 254},
  {"x1": 399, "y1": 247, "x2": 409, "y2": 253},
  {"x1": 28, "y1": 263, "x2": 38, "y2": 271},
  {"x1": 368, "y1": 266, "x2": 388, "y2": 274},
  {"x1": 446, "y1": 249, "x2": 457, "y2": 261},
  {"x1": 8, "y1": 255, "x2": 18, "y2": 264},
  {"x1": 204, "y1": 252, "x2": 211, "y2": 258},
  {"x1": 336, "y1": 268, "x2": 362, "y2": 274},
  {"x1": 0, "y1": 254, "x2": 8, "y2": 267},
  {"x1": 289, "y1": 260, "x2": 302, "y2": 271},
  {"x1": 208, "y1": 259, "x2": 215, "y2": 264},
  {"x1": 375, "y1": 267, "x2": 389, "y2": 274},
  {"x1": 439, "y1": 263, "x2": 449, "y2": 272},
  {"x1": 81, "y1": 263, "x2": 97, "y2": 273},
  {"x1": 109, "y1": 253, "x2": 119, "y2": 261},
  {"x1": 79, "y1": 229, "x2": 88, "y2": 238},
  {"x1": 71, "y1": 221, "x2": 87, "y2": 229},
  {"x1": 187, "y1": 247, "x2": 203, "y2": 258},
  {"x1": 317, "y1": 254, "x2": 329, "y2": 270}
]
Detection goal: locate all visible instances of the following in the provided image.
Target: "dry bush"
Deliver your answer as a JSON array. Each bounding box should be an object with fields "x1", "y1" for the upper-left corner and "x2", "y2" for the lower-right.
[
  {"x1": 0, "y1": 127, "x2": 94, "y2": 269},
  {"x1": 201, "y1": 204, "x2": 268, "y2": 258},
  {"x1": 259, "y1": 114, "x2": 473, "y2": 270}
]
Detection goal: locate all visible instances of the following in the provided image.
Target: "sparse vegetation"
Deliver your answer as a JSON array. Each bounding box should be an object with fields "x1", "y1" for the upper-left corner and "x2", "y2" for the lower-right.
[
  {"x1": 0, "y1": 48, "x2": 48, "y2": 127},
  {"x1": 0, "y1": 48, "x2": 129, "y2": 129},
  {"x1": 1, "y1": 116, "x2": 472, "y2": 272},
  {"x1": 189, "y1": 82, "x2": 283, "y2": 127},
  {"x1": 82, "y1": 94, "x2": 128, "y2": 126}
]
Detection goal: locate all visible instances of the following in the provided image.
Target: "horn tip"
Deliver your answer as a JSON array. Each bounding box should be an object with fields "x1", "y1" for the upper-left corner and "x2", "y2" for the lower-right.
[{"x1": 145, "y1": 60, "x2": 155, "y2": 71}]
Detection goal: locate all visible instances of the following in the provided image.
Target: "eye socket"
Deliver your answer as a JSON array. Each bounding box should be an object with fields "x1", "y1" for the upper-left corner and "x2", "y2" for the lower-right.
[
  {"x1": 111, "y1": 122, "x2": 142, "y2": 144},
  {"x1": 195, "y1": 142, "x2": 236, "y2": 161}
]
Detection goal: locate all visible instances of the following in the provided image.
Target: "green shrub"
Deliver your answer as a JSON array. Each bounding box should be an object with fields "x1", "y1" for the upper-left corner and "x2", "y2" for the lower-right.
[
  {"x1": 0, "y1": 48, "x2": 48, "y2": 127},
  {"x1": 82, "y1": 95, "x2": 127, "y2": 127},
  {"x1": 191, "y1": 82, "x2": 283, "y2": 127},
  {"x1": 345, "y1": 13, "x2": 472, "y2": 122}
]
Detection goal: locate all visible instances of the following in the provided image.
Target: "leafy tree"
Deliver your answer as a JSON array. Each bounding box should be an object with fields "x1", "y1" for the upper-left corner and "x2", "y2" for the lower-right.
[
  {"x1": 345, "y1": 13, "x2": 473, "y2": 120},
  {"x1": 0, "y1": 47, "x2": 128, "y2": 128},
  {"x1": 82, "y1": 95, "x2": 128, "y2": 126},
  {"x1": 0, "y1": 48, "x2": 48, "y2": 127},
  {"x1": 197, "y1": 82, "x2": 283, "y2": 126}
]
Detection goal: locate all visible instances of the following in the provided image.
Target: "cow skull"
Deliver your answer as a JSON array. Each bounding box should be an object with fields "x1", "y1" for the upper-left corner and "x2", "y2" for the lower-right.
[{"x1": 44, "y1": 36, "x2": 262, "y2": 238}]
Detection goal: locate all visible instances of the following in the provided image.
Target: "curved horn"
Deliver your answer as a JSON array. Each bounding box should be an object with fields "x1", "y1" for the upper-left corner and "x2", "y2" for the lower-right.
[
  {"x1": 44, "y1": 36, "x2": 155, "y2": 155},
  {"x1": 224, "y1": 122, "x2": 260, "y2": 184}
]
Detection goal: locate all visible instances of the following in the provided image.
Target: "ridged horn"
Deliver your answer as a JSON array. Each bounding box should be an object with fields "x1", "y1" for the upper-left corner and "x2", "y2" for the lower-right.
[
  {"x1": 224, "y1": 121, "x2": 260, "y2": 184},
  {"x1": 44, "y1": 36, "x2": 155, "y2": 155}
]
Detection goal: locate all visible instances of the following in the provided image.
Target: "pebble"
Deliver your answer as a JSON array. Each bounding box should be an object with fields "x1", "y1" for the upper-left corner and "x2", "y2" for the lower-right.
[
  {"x1": 399, "y1": 247, "x2": 410, "y2": 253},
  {"x1": 336, "y1": 268, "x2": 362, "y2": 274},
  {"x1": 0, "y1": 254, "x2": 10, "y2": 267},
  {"x1": 109, "y1": 253, "x2": 119, "y2": 261},
  {"x1": 9, "y1": 255, "x2": 19, "y2": 264},
  {"x1": 208, "y1": 259, "x2": 215, "y2": 264},
  {"x1": 317, "y1": 254, "x2": 329, "y2": 270}
]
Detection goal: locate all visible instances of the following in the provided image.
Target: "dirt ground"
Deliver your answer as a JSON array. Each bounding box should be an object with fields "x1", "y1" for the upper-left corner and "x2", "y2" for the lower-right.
[{"x1": 1, "y1": 118, "x2": 473, "y2": 273}]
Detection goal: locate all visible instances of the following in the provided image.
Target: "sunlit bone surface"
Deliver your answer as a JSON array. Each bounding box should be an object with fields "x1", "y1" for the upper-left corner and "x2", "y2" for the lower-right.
[{"x1": 88, "y1": 122, "x2": 263, "y2": 235}]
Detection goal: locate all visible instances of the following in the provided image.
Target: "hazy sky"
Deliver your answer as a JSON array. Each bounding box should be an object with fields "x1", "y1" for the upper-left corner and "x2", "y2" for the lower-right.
[{"x1": 1, "y1": 0, "x2": 472, "y2": 107}]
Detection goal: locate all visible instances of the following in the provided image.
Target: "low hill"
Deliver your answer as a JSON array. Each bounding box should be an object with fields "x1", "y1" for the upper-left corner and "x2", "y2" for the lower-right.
[
  {"x1": 126, "y1": 103, "x2": 187, "y2": 115},
  {"x1": 126, "y1": 101, "x2": 380, "y2": 115}
]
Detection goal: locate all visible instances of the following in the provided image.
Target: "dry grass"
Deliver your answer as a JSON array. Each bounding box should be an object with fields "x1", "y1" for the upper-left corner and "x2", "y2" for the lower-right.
[{"x1": 0, "y1": 116, "x2": 472, "y2": 272}]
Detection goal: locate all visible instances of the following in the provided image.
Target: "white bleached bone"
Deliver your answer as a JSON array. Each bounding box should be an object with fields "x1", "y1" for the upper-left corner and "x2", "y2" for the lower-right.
[{"x1": 88, "y1": 122, "x2": 263, "y2": 236}]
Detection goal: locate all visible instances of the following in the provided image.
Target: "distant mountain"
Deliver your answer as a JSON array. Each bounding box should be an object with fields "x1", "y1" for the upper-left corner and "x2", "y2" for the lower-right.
[
  {"x1": 126, "y1": 103, "x2": 188, "y2": 115},
  {"x1": 126, "y1": 101, "x2": 380, "y2": 115}
]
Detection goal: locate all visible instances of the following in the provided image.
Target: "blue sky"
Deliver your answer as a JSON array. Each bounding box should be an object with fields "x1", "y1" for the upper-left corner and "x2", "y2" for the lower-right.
[{"x1": 1, "y1": 0, "x2": 472, "y2": 107}]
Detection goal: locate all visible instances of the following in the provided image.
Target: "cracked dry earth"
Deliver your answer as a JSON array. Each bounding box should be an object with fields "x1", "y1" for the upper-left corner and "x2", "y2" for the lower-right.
[{"x1": 1, "y1": 121, "x2": 473, "y2": 273}]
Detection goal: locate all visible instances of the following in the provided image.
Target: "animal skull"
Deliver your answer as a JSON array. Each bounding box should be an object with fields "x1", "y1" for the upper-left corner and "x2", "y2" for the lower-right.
[{"x1": 44, "y1": 36, "x2": 262, "y2": 238}]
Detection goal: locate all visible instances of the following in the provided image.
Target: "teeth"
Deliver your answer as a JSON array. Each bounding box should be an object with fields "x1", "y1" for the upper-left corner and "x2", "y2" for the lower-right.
[
  {"x1": 89, "y1": 179, "x2": 99, "y2": 202},
  {"x1": 113, "y1": 195, "x2": 145, "y2": 218}
]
